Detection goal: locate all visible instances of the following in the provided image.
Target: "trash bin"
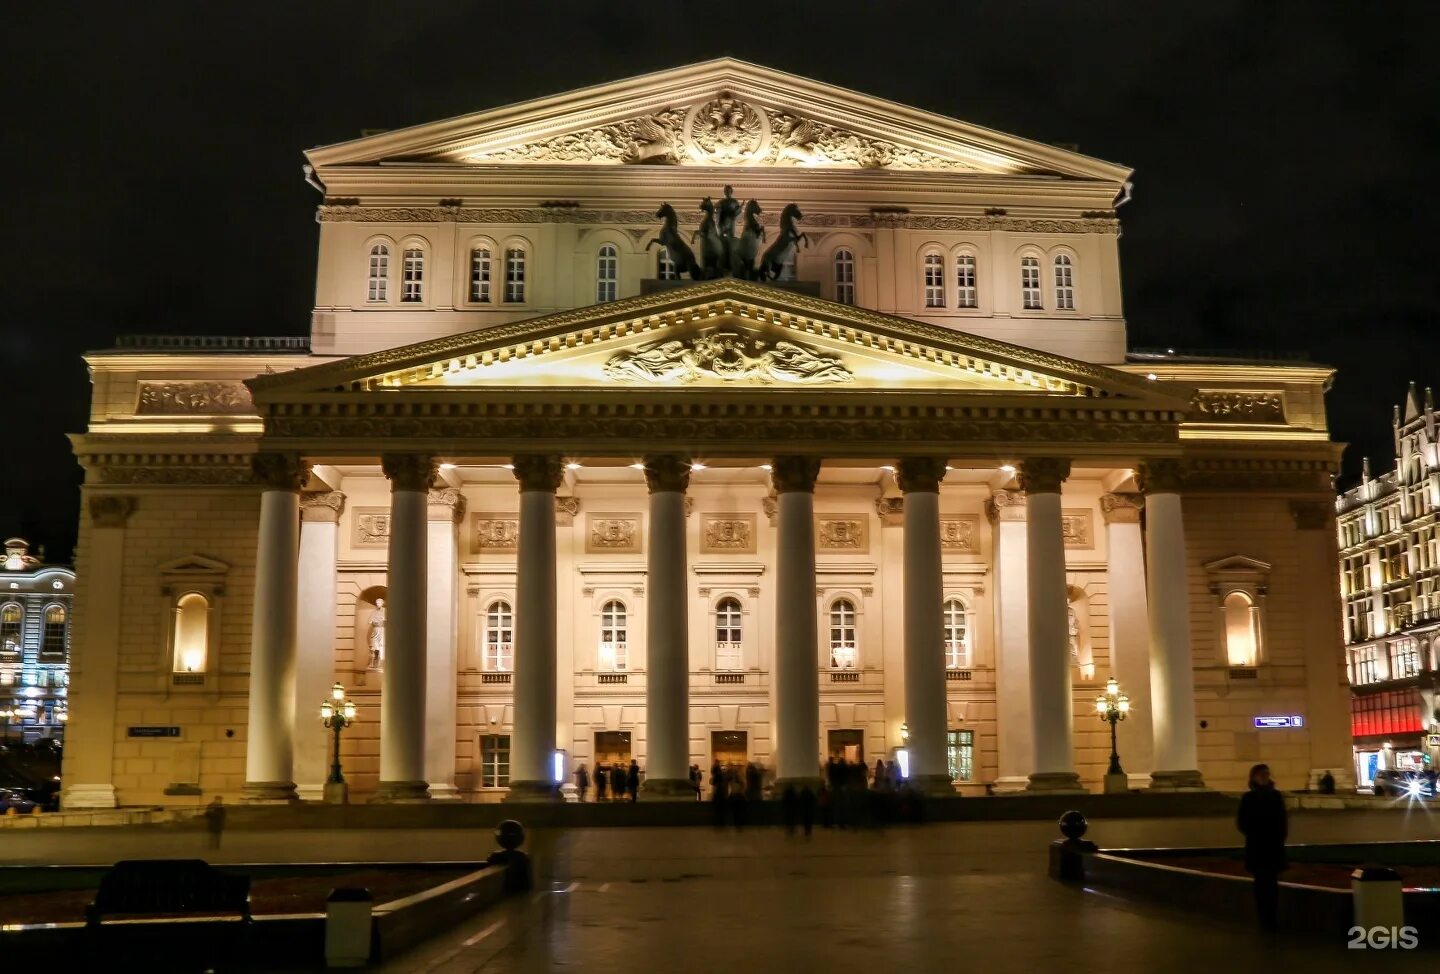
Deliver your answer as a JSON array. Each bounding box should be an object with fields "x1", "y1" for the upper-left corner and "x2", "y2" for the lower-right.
[
  {"x1": 325, "y1": 887, "x2": 374, "y2": 968},
  {"x1": 1351, "y1": 866, "x2": 1404, "y2": 931}
]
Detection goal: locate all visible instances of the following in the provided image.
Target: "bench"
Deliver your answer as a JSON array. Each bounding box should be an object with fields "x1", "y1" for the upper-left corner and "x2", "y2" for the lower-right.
[{"x1": 85, "y1": 859, "x2": 252, "y2": 927}]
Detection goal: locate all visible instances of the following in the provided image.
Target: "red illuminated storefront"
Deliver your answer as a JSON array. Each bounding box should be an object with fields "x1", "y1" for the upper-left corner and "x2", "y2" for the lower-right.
[{"x1": 1352, "y1": 687, "x2": 1429, "y2": 788}]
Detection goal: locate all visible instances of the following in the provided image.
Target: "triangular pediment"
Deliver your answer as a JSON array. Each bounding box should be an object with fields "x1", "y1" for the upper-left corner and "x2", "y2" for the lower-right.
[
  {"x1": 250, "y1": 281, "x2": 1184, "y2": 408},
  {"x1": 306, "y1": 59, "x2": 1129, "y2": 182}
]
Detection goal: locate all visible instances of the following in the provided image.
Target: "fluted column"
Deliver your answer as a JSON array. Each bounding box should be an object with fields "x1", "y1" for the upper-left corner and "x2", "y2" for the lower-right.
[
  {"x1": 294, "y1": 490, "x2": 344, "y2": 801},
  {"x1": 1138, "y1": 460, "x2": 1205, "y2": 790},
  {"x1": 772, "y1": 455, "x2": 822, "y2": 786},
  {"x1": 897, "y1": 457, "x2": 952, "y2": 793},
  {"x1": 641, "y1": 456, "x2": 693, "y2": 797},
  {"x1": 425, "y1": 487, "x2": 465, "y2": 801},
  {"x1": 508, "y1": 454, "x2": 564, "y2": 800},
  {"x1": 988, "y1": 489, "x2": 1033, "y2": 791},
  {"x1": 375, "y1": 453, "x2": 435, "y2": 802},
  {"x1": 244, "y1": 453, "x2": 308, "y2": 802},
  {"x1": 1100, "y1": 493, "x2": 1155, "y2": 785},
  {"x1": 1021, "y1": 457, "x2": 1084, "y2": 792}
]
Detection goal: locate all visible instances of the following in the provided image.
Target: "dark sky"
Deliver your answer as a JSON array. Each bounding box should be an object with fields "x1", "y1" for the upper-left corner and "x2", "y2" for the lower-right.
[{"x1": 4, "y1": 3, "x2": 1437, "y2": 562}]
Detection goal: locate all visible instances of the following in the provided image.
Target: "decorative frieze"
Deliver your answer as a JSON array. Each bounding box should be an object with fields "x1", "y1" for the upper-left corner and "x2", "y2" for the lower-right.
[
  {"x1": 1061, "y1": 509, "x2": 1094, "y2": 549},
  {"x1": 700, "y1": 514, "x2": 757, "y2": 554},
  {"x1": 816, "y1": 516, "x2": 869, "y2": 553},
  {"x1": 351, "y1": 508, "x2": 391, "y2": 547},
  {"x1": 940, "y1": 516, "x2": 978, "y2": 552},
  {"x1": 470, "y1": 514, "x2": 519, "y2": 553},
  {"x1": 136, "y1": 381, "x2": 254, "y2": 416},
  {"x1": 587, "y1": 514, "x2": 642, "y2": 554},
  {"x1": 1190, "y1": 391, "x2": 1286, "y2": 424},
  {"x1": 604, "y1": 328, "x2": 852, "y2": 385}
]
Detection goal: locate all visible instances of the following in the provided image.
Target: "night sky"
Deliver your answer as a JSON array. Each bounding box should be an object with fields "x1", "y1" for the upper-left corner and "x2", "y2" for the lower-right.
[{"x1": 4, "y1": 3, "x2": 1437, "y2": 562}]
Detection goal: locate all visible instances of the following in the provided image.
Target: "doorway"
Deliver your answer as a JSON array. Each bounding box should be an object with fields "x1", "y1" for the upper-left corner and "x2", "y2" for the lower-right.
[
  {"x1": 594, "y1": 730, "x2": 632, "y2": 767},
  {"x1": 827, "y1": 729, "x2": 864, "y2": 764},
  {"x1": 711, "y1": 730, "x2": 748, "y2": 771}
]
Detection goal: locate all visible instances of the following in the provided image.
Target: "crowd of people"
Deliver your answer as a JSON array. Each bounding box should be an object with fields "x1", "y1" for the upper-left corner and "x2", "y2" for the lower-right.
[{"x1": 572, "y1": 760, "x2": 641, "y2": 802}]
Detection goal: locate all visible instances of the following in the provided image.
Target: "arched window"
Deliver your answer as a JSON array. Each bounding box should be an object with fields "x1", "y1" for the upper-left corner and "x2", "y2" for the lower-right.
[
  {"x1": 833, "y1": 249, "x2": 856, "y2": 305},
  {"x1": 1223, "y1": 591, "x2": 1261, "y2": 666},
  {"x1": 470, "y1": 247, "x2": 492, "y2": 303},
  {"x1": 41, "y1": 605, "x2": 67, "y2": 656},
  {"x1": 0, "y1": 604, "x2": 20, "y2": 654},
  {"x1": 943, "y1": 598, "x2": 969, "y2": 669},
  {"x1": 829, "y1": 599, "x2": 857, "y2": 669},
  {"x1": 923, "y1": 252, "x2": 945, "y2": 308},
  {"x1": 1020, "y1": 255, "x2": 1042, "y2": 310},
  {"x1": 1053, "y1": 254, "x2": 1075, "y2": 310},
  {"x1": 715, "y1": 597, "x2": 742, "y2": 670},
  {"x1": 596, "y1": 244, "x2": 619, "y2": 303},
  {"x1": 955, "y1": 253, "x2": 978, "y2": 308},
  {"x1": 172, "y1": 592, "x2": 210, "y2": 674},
  {"x1": 656, "y1": 246, "x2": 679, "y2": 280},
  {"x1": 366, "y1": 244, "x2": 390, "y2": 302},
  {"x1": 400, "y1": 246, "x2": 425, "y2": 302},
  {"x1": 504, "y1": 247, "x2": 527, "y2": 303},
  {"x1": 599, "y1": 599, "x2": 628, "y2": 671},
  {"x1": 484, "y1": 599, "x2": 514, "y2": 671}
]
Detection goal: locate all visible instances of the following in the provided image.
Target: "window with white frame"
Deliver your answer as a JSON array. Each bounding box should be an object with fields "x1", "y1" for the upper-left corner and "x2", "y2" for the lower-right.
[
  {"x1": 955, "y1": 253, "x2": 977, "y2": 308},
  {"x1": 172, "y1": 592, "x2": 210, "y2": 673},
  {"x1": 470, "y1": 247, "x2": 492, "y2": 303},
  {"x1": 1222, "y1": 591, "x2": 1261, "y2": 667},
  {"x1": 1350, "y1": 644, "x2": 1380, "y2": 685},
  {"x1": 366, "y1": 244, "x2": 389, "y2": 302},
  {"x1": 657, "y1": 246, "x2": 679, "y2": 280},
  {"x1": 596, "y1": 244, "x2": 619, "y2": 303},
  {"x1": 599, "y1": 599, "x2": 628, "y2": 671},
  {"x1": 829, "y1": 599, "x2": 857, "y2": 669},
  {"x1": 833, "y1": 249, "x2": 856, "y2": 305},
  {"x1": 943, "y1": 598, "x2": 970, "y2": 669},
  {"x1": 41, "y1": 605, "x2": 66, "y2": 656},
  {"x1": 923, "y1": 252, "x2": 944, "y2": 308},
  {"x1": 1390, "y1": 637, "x2": 1421, "y2": 679},
  {"x1": 1053, "y1": 254, "x2": 1075, "y2": 310},
  {"x1": 480, "y1": 734, "x2": 510, "y2": 788},
  {"x1": 715, "y1": 597, "x2": 742, "y2": 670},
  {"x1": 401, "y1": 247, "x2": 424, "y2": 302},
  {"x1": 504, "y1": 247, "x2": 526, "y2": 303},
  {"x1": 1021, "y1": 256, "x2": 1042, "y2": 310},
  {"x1": 946, "y1": 729, "x2": 974, "y2": 782},
  {"x1": 0, "y1": 604, "x2": 20, "y2": 654},
  {"x1": 484, "y1": 599, "x2": 514, "y2": 671}
]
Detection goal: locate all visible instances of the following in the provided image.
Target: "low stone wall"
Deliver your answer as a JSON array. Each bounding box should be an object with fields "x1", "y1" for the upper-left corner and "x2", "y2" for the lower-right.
[{"x1": 0, "y1": 806, "x2": 195, "y2": 829}]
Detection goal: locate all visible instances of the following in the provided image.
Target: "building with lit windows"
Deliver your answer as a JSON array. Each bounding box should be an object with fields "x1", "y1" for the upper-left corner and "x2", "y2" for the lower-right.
[
  {"x1": 61, "y1": 61, "x2": 1351, "y2": 807},
  {"x1": 1338, "y1": 383, "x2": 1440, "y2": 789},
  {"x1": 0, "y1": 538, "x2": 73, "y2": 743}
]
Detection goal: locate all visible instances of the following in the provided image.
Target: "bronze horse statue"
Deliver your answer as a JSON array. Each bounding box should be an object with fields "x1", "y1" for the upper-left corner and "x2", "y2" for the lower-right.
[
  {"x1": 693, "y1": 197, "x2": 726, "y2": 279},
  {"x1": 649, "y1": 203, "x2": 702, "y2": 280},
  {"x1": 757, "y1": 203, "x2": 808, "y2": 281},
  {"x1": 730, "y1": 199, "x2": 766, "y2": 280}
]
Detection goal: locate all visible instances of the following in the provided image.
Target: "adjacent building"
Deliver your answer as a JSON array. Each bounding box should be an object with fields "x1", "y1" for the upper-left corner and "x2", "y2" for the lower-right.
[
  {"x1": 1338, "y1": 383, "x2": 1440, "y2": 788},
  {"x1": 1, "y1": 538, "x2": 74, "y2": 742}
]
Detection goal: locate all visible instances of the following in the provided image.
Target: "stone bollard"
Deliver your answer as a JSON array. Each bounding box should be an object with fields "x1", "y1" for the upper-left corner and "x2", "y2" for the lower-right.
[
  {"x1": 1049, "y1": 810, "x2": 1098, "y2": 882},
  {"x1": 485, "y1": 819, "x2": 532, "y2": 893},
  {"x1": 325, "y1": 887, "x2": 374, "y2": 968},
  {"x1": 1351, "y1": 866, "x2": 1404, "y2": 931}
]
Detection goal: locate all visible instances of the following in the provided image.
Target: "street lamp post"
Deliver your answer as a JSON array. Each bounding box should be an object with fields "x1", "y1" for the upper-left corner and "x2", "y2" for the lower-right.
[
  {"x1": 320, "y1": 683, "x2": 358, "y2": 805},
  {"x1": 1095, "y1": 677, "x2": 1131, "y2": 795}
]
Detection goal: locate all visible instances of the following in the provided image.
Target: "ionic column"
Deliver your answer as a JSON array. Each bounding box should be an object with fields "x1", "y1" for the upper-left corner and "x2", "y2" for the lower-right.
[
  {"x1": 897, "y1": 457, "x2": 952, "y2": 793},
  {"x1": 425, "y1": 487, "x2": 465, "y2": 801},
  {"x1": 772, "y1": 455, "x2": 822, "y2": 787},
  {"x1": 1021, "y1": 457, "x2": 1083, "y2": 792},
  {"x1": 641, "y1": 455, "x2": 693, "y2": 797},
  {"x1": 294, "y1": 490, "x2": 344, "y2": 802},
  {"x1": 375, "y1": 453, "x2": 436, "y2": 802},
  {"x1": 1138, "y1": 460, "x2": 1205, "y2": 790},
  {"x1": 987, "y1": 489, "x2": 1033, "y2": 791},
  {"x1": 244, "y1": 453, "x2": 308, "y2": 803},
  {"x1": 1100, "y1": 493, "x2": 1155, "y2": 785},
  {"x1": 508, "y1": 454, "x2": 564, "y2": 800}
]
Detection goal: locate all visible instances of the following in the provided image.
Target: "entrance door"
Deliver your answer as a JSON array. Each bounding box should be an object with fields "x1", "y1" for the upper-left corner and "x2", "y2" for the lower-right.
[
  {"x1": 827, "y1": 729, "x2": 864, "y2": 764},
  {"x1": 595, "y1": 730, "x2": 632, "y2": 766},
  {"x1": 711, "y1": 730, "x2": 747, "y2": 771}
]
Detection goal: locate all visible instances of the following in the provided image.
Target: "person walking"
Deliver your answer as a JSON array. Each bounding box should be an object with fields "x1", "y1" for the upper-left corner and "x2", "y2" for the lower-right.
[
  {"x1": 1237, "y1": 763, "x2": 1288, "y2": 930},
  {"x1": 627, "y1": 759, "x2": 641, "y2": 802},
  {"x1": 203, "y1": 795, "x2": 226, "y2": 851},
  {"x1": 595, "y1": 764, "x2": 608, "y2": 802},
  {"x1": 574, "y1": 763, "x2": 590, "y2": 803}
]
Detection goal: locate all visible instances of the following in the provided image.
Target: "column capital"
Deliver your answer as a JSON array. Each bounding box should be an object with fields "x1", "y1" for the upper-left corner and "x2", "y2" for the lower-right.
[
  {"x1": 427, "y1": 487, "x2": 467, "y2": 522},
  {"x1": 381, "y1": 454, "x2": 438, "y2": 492},
  {"x1": 1290, "y1": 499, "x2": 1332, "y2": 531},
  {"x1": 252, "y1": 452, "x2": 309, "y2": 492},
  {"x1": 300, "y1": 490, "x2": 346, "y2": 522},
  {"x1": 1099, "y1": 492, "x2": 1144, "y2": 525},
  {"x1": 1136, "y1": 459, "x2": 1187, "y2": 494},
  {"x1": 985, "y1": 488, "x2": 1026, "y2": 523},
  {"x1": 1018, "y1": 457, "x2": 1070, "y2": 495},
  {"x1": 642, "y1": 455, "x2": 691, "y2": 494},
  {"x1": 896, "y1": 457, "x2": 948, "y2": 494},
  {"x1": 88, "y1": 495, "x2": 136, "y2": 528},
  {"x1": 771, "y1": 456, "x2": 821, "y2": 494},
  {"x1": 512, "y1": 454, "x2": 564, "y2": 493}
]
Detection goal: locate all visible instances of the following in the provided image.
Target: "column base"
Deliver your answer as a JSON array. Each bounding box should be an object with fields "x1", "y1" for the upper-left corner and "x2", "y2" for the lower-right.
[
  {"x1": 1126, "y1": 772, "x2": 1153, "y2": 790},
  {"x1": 1147, "y1": 769, "x2": 1208, "y2": 791},
  {"x1": 991, "y1": 776, "x2": 1032, "y2": 794},
  {"x1": 638, "y1": 778, "x2": 697, "y2": 801},
  {"x1": 322, "y1": 781, "x2": 349, "y2": 805},
  {"x1": 296, "y1": 784, "x2": 325, "y2": 803},
  {"x1": 1103, "y1": 773, "x2": 1131, "y2": 795},
  {"x1": 243, "y1": 780, "x2": 299, "y2": 803},
  {"x1": 771, "y1": 777, "x2": 823, "y2": 797},
  {"x1": 370, "y1": 780, "x2": 431, "y2": 803},
  {"x1": 1025, "y1": 771, "x2": 1088, "y2": 794},
  {"x1": 503, "y1": 780, "x2": 563, "y2": 803},
  {"x1": 427, "y1": 783, "x2": 463, "y2": 803},
  {"x1": 61, "y1": 784, "x2": 117, "y2": 810},
  {"x1": 905, "y1": 774, "x2": 958, "y2": 797}
]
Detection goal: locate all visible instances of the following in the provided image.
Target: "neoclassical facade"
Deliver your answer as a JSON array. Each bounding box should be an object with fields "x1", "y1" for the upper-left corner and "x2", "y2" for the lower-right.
[
  {"x1": 63, "y1": 60, "x2": 1351, "y2": 806},
  {"x1": 1, "y1": 538, "x2": 74, "y2": 742}
]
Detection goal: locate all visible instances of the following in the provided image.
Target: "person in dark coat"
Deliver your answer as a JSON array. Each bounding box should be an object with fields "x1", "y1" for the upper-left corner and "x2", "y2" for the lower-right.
[
  {"x1": 1236, "y1": 763, "x2": 1288, "y2": 930},
  {"x1": 574, "y1": 764, "x2": 590, "y2": 802},
  {"x1": 798, "y1": 786, "x2": 816, "y2": 837},
  {"x1": 627, "y1": 759, "x2": 641, "y2": 801},
  {"x1": 1318, "y1": 770, "x2": 1336, "y2": 795},
  {"x1": 594, "y1": 764, "x2": 608, "y2": 801}
]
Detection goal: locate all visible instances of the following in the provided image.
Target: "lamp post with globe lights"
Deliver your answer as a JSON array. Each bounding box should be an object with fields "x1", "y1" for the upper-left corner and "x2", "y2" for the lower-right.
[
  {"x1": 1095, "y1": 677, "x2": 1131, "y2": 794},
  {"x1": 320, "y1": 683, "x2": 357, "y2": 804}
]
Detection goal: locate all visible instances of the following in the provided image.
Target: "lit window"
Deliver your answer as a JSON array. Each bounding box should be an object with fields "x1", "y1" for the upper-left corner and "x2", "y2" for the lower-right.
[
  {"x1": 955, "y1": 254, "x2": 977, "y2": 308},
  {"x1": 716, "y1": 597, "x2": 742, "y2": 670},
  {"x1": 504, "y1": 247, "x2": 526, "y2": 303},
  {"x1": 1223, "y1": 591, "x2": 1260, "y2": 666},
  {"x1": 0, "y1": 604, "x2": 20, "y2": 654},
  {"x1": 923, "y1": 253, "x2": 944, "y2": 308},
  {"x1": 596, "y1": 244, "x2": 618, "y2": 303},
  {"x1": 41, "y1": 605, "x2": 67, "y2": 656},
  {"x1": 946, "y1": 729, "x2": 973, "y2": 782},
  {"x1": 480, "y1": 734, "x2": 511, "y2": 788},
  {"x1": 656, "y1": 246, "x2": 679, "y2": 280},
  {"x1": 1021, "y1": 256, "x2": 1042, "y2": 310},
  {"x1": 833, "y1": 249, "x2": 855, "y2": 305},
  {"x1": 484, "y1": 600, "x2": 514, "y2": 671},
  {"x1": 829, "y1": 599, "x2": 857, "y2": 669},
  {"x1": 172, "y1": 592, "x2": 210, "y2": 673},
  {"x1": 401, "y1": 247, "x2": 425, "y2": 303},
  {"x1": 943, "y1": 598, "x2": 970, "y2": 669},
  {"x1": 366, "y1": 244, "x2": 389, "y2": 302},
  {"x1": 1054, "y1": 254, "x2": 1075, "y2": 310},
  {"x1": 1350, "y1": 645, "x2": 1380, "y2": 685},
  {"x1": 599, "y1": 599, "x2": 628, "y2": 671},
  {"x1": 470, "y1": 247, "x2": 492, "y2": 303},
  {"x1": 1390, "y1": 637, "x2": 1421, "y2": 680}
]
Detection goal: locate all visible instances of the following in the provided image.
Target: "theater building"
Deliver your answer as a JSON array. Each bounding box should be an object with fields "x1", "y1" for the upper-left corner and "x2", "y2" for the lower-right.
[
  {"x1": 1, "y1": 538, "x2": 74, "y2": 742},
  {"x1": 61, "y1": 60, "x2": 1351, "y2": 806}
]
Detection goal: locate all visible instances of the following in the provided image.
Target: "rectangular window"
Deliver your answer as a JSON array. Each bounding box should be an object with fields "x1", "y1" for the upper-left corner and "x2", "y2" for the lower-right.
[
  {"x1": 480, "y1": 734, "x2": 511, "y2": 788},
  {"x1": 505, "y1": 248, "x2": 526, "y2": 303},
  {"x1": 470, "y1": 249, "x2": 491, "y2": 303},
  {"x1": 923, "y1": 254, "x2": 944, "y2": 308},
  {"x1": 401, "y1": 249, "x2": 424, "y2": 303},
  {"x1": 1054, "y1": 256, "x2": 1075, "y2": 310},
  {"x1": 955, "y1": 254, "x2": 977, "y2": 308},
  {"x1": 1389, "y1": 638, "x2": 1421, "y2": 679},
  {"x1": 1021, "y1": 257, "x2": 1042, "y2": 310},
  {"x1": 946, "y1": 729, "x2": 974, "y2": 782},
  {"x1": 834, "y1": 250, "x2": 855, "y2": 305}
]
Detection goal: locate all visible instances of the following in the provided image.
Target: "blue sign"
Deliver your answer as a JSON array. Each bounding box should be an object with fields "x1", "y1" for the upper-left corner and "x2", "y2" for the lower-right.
[{"x1": 1254, "y1": 715, "x2": 1304, "y2": 729}]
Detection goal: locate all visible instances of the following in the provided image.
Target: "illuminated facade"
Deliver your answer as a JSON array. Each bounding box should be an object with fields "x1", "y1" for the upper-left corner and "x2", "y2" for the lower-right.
[
  {"x1": 62, "y1": 61, "x2": 1351, "y2": 806},
  {"x1": 1337, "y1": 383, "x2": 1440, "y2": 788},
  {"x1": 1, "y1": 538, "x2": 73, "y2": 742}
]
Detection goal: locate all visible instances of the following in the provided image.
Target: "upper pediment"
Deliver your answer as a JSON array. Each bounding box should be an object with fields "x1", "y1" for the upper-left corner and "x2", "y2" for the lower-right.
[{"x1": 306, "y1": 59, "x2": 1129, "y2": 183}]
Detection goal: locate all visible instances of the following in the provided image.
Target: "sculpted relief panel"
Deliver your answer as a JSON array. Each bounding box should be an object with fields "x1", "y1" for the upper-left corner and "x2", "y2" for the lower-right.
[
  {"x1": 351, "y1": 508, "x2": 391, "y2": 547},
  {"x1": 1061, "y1": 510, "x2": 1094, "y2": 549},
  {"x1": 604, "y1": 328, "x2": 852, "y2": 385},
  {"x1": 940, "y1": 516, "x2": 979, "y2": 553},
  {"x1": 700, "y1": 514, "x2": 757, "y2": 555},
  {"x1": 1190, "y1": 391, "x2": 1287, "y2": 424},
  {"x1": 136, "y1": 381, "x2": 253, "y2": 415},
  {"x1": 471, "y1": 515, "x2": 519, "y2": 554},
  {"x1": 817, "y1": 516, "x2": 869, "y2": 553},
  {"x1": 587, "y1": 514, "x2": 642, "y2": 554}
]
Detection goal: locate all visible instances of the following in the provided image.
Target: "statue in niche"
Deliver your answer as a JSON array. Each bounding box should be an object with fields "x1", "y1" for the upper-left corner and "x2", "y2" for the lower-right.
[{"x1": 368, "y1": 598, "x2": 386, "y2": 671}]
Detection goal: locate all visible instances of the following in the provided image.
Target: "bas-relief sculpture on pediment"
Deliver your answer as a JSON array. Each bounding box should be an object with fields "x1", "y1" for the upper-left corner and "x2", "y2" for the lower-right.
[
  {"x1": 604, "y1": 327, "x2": 852, "y2": 385},
  {"x1": 136, "y1": 381, "x2": 253, "y2": 415}
]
